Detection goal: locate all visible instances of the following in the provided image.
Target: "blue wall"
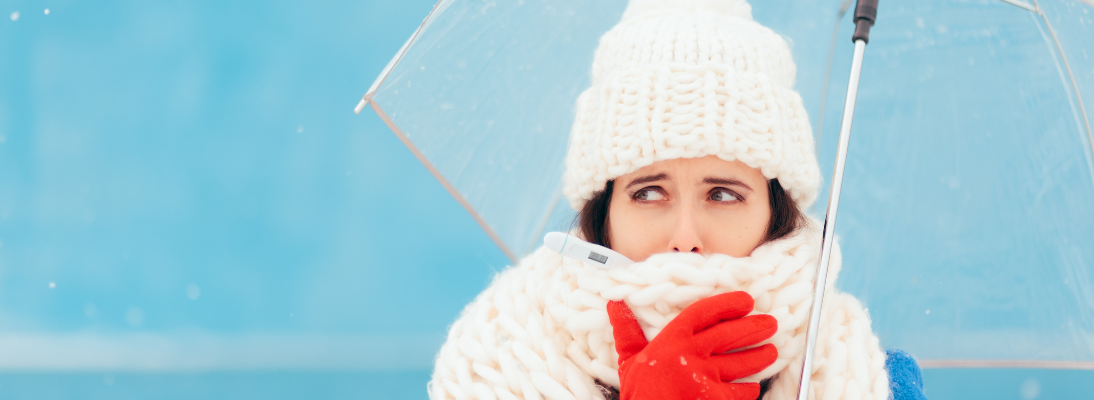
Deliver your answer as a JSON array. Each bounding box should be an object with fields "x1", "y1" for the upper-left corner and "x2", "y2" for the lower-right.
[{"x1": 1, "y1": 0, "x2": 509, "y2": 398}]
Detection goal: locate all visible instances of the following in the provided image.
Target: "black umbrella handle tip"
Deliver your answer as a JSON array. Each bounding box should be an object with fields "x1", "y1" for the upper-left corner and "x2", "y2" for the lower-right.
[{"x1": 852, "y1": 0, "x2": 879, "y2": 43}]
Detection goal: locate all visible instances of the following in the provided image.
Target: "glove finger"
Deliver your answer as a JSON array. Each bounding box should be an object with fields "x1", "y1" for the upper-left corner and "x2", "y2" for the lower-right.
[
  {"x1": 670, "y1": 291, "x2": 754, "y2": 335},
  {"x1": 715, "y1": 382, "x2": 761, "y2": 400},
  {"x1": 714, "y1": 343, "x2": 778, "y2": 382},
  {"x1": 607, "y1": 300, "x2": 648, "y2": 363},
  {"x1": 694, "y1": 314, "x2": 777, "y2": 355}
]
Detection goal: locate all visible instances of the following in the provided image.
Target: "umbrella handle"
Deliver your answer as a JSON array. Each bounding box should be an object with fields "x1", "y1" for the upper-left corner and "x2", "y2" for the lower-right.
[
  {"x1": 796, "y1": 1, "x2": 877, "y2": 399},
  {"x1": 852, "y1": 0, "x2": 879, "y2": 44}
]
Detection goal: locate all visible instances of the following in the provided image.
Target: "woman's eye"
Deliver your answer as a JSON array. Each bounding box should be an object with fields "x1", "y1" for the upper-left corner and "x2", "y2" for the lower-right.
[
  {"x1": 634, "y1": 188, "x2": 665, "y2": 201},
  {"x1": 710, "y1": 189, "x2": 739, "y2": 202}
]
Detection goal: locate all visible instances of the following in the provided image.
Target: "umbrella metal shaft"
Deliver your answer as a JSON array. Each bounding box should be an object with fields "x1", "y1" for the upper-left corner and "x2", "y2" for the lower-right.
[{"x1": 796, "y1": 38, "x2": 867, "y2": 400}]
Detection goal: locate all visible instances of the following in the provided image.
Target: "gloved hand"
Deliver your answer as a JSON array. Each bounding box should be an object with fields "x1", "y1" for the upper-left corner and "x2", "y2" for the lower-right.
[{"x1": 607, "y1": 291, "x2": 778, "y2": 400}]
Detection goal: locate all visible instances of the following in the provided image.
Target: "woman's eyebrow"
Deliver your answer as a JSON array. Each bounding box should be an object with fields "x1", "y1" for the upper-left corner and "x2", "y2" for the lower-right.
[
  {"x1": 624, "y1": 173, "x2": 669, "y2": 190},
  {"x1": 703, "y1": 177, "x2": 754, "y2": 193}
]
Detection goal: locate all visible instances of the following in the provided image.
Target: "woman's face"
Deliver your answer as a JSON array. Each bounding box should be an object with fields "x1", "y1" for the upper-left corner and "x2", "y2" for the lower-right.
[{"x1": 608, "y1": 155, "x2": 771, "y2": 261}]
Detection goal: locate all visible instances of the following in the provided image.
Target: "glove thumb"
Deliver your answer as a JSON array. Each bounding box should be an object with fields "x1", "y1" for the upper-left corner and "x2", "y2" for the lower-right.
[{"x1": 607, "y1": 300, "x2": 648, "y2": 363}]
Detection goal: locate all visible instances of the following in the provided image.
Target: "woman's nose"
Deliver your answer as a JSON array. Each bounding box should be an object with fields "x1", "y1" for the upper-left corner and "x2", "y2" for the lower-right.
[{"x1": 667, "y1": 205, "x2": 703, "y2": 253}]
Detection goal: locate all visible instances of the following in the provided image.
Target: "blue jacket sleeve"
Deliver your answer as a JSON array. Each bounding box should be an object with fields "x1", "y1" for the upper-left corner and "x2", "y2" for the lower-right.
[{"x1": 886, "y1": 349, "x2": 927, "y2": 400}]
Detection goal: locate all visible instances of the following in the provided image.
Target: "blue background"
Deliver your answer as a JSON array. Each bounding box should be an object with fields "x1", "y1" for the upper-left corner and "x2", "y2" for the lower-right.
[
  {"x1": 2, "y1": 0, "x2": 1093, "y2": 399},
  {"x1": 1, "y1": 0, "x2": 510, "y2": 397}
]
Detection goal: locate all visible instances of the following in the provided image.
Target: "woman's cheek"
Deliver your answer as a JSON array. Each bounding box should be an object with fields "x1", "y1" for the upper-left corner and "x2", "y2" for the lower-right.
[
  {"x1": 703, "y1": 209, "x2": 764, "y2": 257},
  {"x1": 613, "y1": 215, "x2": 660, "y2": 261}
]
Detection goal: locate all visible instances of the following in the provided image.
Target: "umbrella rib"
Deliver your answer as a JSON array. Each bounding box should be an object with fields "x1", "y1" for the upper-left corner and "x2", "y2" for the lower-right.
[
  {"x1": 525, "y1": 188, "x2": 566, "y2": 256},
  {"x1": 999, "y1": 0, "x2": 1037, "y2": 12},
  {"x1": 369, "y1": 100, "x2": 519, "y2": 264},
  {"x1": 814, "y1": 0, "x2": 856, "y2": 158},
  {"x1": 1030, "y1": 0, "x2": 1094, "y2": 184},
  {"x1": 919, "y1": 359, "x2": 1094, "y2": 370},
  {"x1": 355, "y1": 0, "x2": 448, "y2": 114}
]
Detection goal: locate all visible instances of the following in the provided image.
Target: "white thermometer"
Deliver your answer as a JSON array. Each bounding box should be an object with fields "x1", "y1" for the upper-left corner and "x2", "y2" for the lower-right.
[{"x1": 543, "y1": 232, "x2": 634, "y2": 269}]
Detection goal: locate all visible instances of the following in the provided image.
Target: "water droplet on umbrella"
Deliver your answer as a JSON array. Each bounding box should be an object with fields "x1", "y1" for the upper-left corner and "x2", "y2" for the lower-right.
[
  {"x1": 1020, "y1": 379, "x2": 1040, "y2": 399},
  {"x1": 126, "y1": 307, "x2": 144, "y2": 327},
  {"x1": 186, "y1": 284, "x2": 201, "y2": 300}
]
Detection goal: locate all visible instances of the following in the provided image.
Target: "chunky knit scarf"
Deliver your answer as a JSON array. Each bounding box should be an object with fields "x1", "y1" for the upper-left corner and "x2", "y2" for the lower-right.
[{"x1": 428, "y1": 224, "x2": 890, "y2": 400}]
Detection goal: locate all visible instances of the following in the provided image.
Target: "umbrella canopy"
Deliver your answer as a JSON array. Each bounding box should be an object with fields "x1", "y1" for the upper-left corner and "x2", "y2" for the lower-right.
[
  {"x1": 821, "y1": 0, "x2": 1094, "y2": 368},
  {"x1": 360, "y1": 0, "x2": 1094, "y2": 371},
  {"x1": 358, "y1": 1, "x2": 627, "y2": 260}
]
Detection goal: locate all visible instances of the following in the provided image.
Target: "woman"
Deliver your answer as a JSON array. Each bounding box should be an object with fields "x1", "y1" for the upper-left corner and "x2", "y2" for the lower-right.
[{"x1": 429, "y1": 1, "x2": 925, "y2": 399}]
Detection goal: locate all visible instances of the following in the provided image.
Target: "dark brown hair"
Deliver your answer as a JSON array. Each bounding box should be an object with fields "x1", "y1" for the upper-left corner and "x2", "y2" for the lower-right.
[{"x1": 576, "y1": 179, "x2": 805, "y2": 249}]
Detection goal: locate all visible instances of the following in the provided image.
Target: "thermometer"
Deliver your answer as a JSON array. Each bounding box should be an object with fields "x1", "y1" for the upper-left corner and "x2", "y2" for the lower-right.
[{"x1": 543, "y1": 232, "x2": 634, "y2": 269}]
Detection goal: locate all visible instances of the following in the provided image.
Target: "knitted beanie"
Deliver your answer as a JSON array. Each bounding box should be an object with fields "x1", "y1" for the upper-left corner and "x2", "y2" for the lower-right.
[{"x1": 562, "y1": 0, "x2": 821, "y2": 209}]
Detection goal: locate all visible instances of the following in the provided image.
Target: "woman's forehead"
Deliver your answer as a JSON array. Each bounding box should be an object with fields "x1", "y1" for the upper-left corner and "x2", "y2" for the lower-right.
[{"x1": 620, "y1": 156, "x2": 765, "y2": 185}]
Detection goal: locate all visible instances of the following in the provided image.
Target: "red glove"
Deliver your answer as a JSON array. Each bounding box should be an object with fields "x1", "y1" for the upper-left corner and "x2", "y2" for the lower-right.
[{"x1": 607, "y1": 291, "x2": 778, "y2": 400}]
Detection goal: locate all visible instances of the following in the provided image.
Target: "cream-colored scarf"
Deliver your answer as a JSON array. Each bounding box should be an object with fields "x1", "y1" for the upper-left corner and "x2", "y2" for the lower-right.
[{"x1": 429, "y1": 223, "x2": 890, "y2": 400}]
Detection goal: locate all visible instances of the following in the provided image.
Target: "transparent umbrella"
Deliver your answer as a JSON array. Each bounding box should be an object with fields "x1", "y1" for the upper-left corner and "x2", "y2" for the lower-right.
[{"x1": 356, "y1": 0, "x2": 1094, "y2": 377}]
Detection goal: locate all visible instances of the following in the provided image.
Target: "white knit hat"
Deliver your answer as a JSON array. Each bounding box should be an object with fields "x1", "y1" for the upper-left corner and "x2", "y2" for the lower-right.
[{"x1": 562, "y1": 0, "x2": 821, "y2": 209}]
